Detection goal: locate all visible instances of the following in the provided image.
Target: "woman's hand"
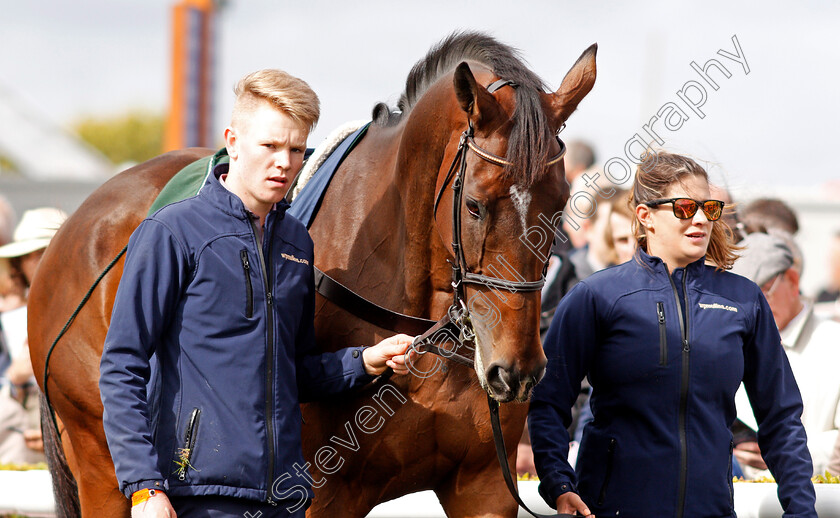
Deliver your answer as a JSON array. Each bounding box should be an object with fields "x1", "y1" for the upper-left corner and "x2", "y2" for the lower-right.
[
  {"x1": 556, "y1": 492, "x2": 594, "y2": 517},
  {"x1": 362, "y1": 334, "x2": 415, "y2": 375}
]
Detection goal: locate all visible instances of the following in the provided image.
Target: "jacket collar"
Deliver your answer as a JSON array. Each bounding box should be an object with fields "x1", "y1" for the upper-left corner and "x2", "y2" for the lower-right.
[
  {"x1": 201, "y1": 163, "x2": 290, "y2": 222},
  {"x1": 636, "y1": 247, "x2": 707, "y2": 276}
]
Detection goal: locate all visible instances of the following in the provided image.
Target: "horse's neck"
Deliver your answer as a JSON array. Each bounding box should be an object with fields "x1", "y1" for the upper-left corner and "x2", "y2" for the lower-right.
[{"x1": 309, "y1": 120, "x2": 454, "y2": 320}]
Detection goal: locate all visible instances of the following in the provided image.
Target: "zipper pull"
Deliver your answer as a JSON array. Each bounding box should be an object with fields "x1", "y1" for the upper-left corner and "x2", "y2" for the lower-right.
[
  {"x1": 240, "y1": 250, "x2": 250, "y2": 271},
  {"x1": 683, "y1": 339, "x2": 690, "y2": 352},
  {"x1": 657, "y1": 304, "x2": 666, "y2": 324},
  {"x1": 267, "y1": 496, "x2": 278, "y2": 506},
  {"x1": 267, "y1": 292, "x2": 273, "y2": 305}
]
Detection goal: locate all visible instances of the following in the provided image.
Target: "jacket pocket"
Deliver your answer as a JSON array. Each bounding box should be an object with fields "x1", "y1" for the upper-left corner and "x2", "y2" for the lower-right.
[
  {"x1": 240, "y1": 250, "x2": 254, "y2": 318},
  {"x1": 656, "y1": 301, "x2": 667, "y2": 366},
  {"x1": 176, "y1": 407, "x2": 201, "y2": 481},
  {"x1": 597, "y1": 437, "x2": 617, "y2": 506}
]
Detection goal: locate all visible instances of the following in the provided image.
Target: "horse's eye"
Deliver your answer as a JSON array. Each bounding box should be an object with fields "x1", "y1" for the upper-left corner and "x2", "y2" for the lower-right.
[{"x1": 465, "y1": 198, "x2": 483, "y2": 219}]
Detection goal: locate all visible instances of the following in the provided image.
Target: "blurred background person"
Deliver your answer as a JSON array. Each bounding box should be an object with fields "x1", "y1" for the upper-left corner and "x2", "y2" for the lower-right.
[
  {"x1": 0, "y1": 207, "x2": 68, "y2": 464},
  {"x1": 740, "y1": 197, "x2": 799, "y2": 235},
  {"x1": 815, "y1": 231, "x2": 840, "y2": 319},
  {"x1": 0, "y1": 195, "x2": 21, "y2": 313},
  {"x1": 566, "y1": 186, "x2": 615, "y2": 280},
  {"x1": 603, "y1": 188, "x2": 634, "y2": 265},
  {"x1": 563, "y1": 140, "x2": 596, "y2": 186},
  {"x1": 731, "y1": 231, "x2": 840, "y2": 477}
]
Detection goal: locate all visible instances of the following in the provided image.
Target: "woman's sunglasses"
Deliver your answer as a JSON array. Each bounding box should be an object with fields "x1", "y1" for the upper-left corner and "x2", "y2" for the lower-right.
[{"x1": 644, "y1": 198, "x2": 725, "y2": 221}]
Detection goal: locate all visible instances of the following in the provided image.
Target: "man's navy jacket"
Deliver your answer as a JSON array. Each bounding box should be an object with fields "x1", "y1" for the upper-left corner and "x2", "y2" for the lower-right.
[{"x1": 100, "y1": 164, "x2": 373, "y2": 502}]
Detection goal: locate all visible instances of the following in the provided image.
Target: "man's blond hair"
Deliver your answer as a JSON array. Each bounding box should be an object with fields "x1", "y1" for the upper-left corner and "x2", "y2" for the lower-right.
[{"x1": 231, "y1": 69, "x2": 320, "y2": 133}]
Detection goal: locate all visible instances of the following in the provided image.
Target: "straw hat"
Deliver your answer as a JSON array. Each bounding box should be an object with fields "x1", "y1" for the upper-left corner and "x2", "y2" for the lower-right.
[{"x1": 0, "y1": 207, "x2": 68, "y2": 258}]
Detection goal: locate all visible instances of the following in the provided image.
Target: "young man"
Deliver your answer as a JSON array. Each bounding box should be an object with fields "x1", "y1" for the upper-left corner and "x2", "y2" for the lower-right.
[{"x1": 100, "y1": 69, "x2": 413, "y2": 518}]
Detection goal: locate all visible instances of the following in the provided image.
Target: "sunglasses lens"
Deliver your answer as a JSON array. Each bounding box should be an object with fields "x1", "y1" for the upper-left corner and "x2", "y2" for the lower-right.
[
  {"x1": 672, "y1": 199, "x2": 698, "y2": 219},
  {"x1": 702, "y1": 201, "x2": 724, "y2": 221}
]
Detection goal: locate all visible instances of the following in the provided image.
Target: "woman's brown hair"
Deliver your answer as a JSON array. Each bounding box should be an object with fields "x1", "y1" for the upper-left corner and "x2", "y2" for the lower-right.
[{"x1": 631, "y1": 151, "x2": 739, "y2": 270}]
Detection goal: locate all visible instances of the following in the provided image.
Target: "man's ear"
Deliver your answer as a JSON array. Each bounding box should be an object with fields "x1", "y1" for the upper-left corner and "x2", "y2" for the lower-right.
[
  {"x1": 224, "y1": 127, "x2": 238, "y2": 160},
  {"x1": 785, "y1": 267, "x2": 801, "y2": 289}
]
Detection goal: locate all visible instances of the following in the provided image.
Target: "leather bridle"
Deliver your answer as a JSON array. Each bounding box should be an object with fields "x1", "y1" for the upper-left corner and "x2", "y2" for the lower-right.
[{"x1": 410, "y1": 80, "x2": 566, "y2": 369}]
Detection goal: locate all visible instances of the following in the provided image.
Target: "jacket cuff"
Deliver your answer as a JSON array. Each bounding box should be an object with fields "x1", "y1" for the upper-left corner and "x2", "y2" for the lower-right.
[
  {"x1": 537, "y1": 476, "x2": 576, "y2": 509},
  {"x1": 123, "y1": 479, "x2": 166, "y2": 499},
  {"x1": 354, "y1": 346, "x2": 376, "y2": 383}
]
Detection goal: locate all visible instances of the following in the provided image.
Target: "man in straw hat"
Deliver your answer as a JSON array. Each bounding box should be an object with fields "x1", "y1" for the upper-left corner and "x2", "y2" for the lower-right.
[{"x1": 0, "y1": 207, "x2": 67, "y2": 464}]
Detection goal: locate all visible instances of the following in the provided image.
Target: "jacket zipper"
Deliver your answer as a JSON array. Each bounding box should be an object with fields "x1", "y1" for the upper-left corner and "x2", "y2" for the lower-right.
[
  {"x1": 728, "y1": 439, "x2": 735, "y2": 509},
  {"x1": 666, "y1": 268, "x2": 691, "y2": 518},
  {"x1": 240, "y1": 250, "x2": 254, "y2": 318},
  {"x1": 656, "y1": 301, "x2": 667, "y2": 366},
  {"x1": 250, "y1": 218, "x2": 277, "y2": 505},
  {"x1": 178, "y1": 408, "x2": 201, "y2": 481},
  {"x1": 597, "y1": 438, "x2": 617, "y2": 506}
]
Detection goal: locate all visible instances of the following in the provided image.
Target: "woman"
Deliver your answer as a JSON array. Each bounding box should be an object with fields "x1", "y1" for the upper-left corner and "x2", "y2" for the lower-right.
[{"x1": 528, "y1": 152, "x2": 816, "y2": 517}]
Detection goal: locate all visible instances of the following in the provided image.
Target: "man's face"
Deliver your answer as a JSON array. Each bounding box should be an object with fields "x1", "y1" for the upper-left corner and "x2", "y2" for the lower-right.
[
  {"x1": 224, "y1": 101, "x2": 308, "y2": 218},
  {"x1": 760, "y1": 268, "x2": 800, "y2": 330}
]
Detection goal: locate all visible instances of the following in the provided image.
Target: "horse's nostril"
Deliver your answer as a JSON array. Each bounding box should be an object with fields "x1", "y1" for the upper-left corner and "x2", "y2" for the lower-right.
[{"x1": 486, "y1": 361, "x2": 520, "y2": 398}]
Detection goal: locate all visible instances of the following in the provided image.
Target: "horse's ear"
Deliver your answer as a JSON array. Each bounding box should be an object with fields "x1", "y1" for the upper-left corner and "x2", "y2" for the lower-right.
[
  {"x1": 550, "y1": 43, "x2": 597, "y2": 125},
  {"x1": 453, "y1": 62, "x2": 502, "y2": 130}
]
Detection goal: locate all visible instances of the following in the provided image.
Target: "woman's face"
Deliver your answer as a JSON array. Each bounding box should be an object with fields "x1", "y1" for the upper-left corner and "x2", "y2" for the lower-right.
[
  {"x1": 637, "y1": 174, "x2": 713, "y2": 270},
  {"x1": 20, "y1": 249, "x2": 45, "y2": 286}
]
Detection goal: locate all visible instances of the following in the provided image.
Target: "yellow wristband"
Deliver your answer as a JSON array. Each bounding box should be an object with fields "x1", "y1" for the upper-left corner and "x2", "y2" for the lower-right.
[{"x1": 131, "y1": 488, "x2": 161, "y2": 506}]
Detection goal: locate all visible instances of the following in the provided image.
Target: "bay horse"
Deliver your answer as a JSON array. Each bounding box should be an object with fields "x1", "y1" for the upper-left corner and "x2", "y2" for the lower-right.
[{"x1": 28, "y1": 32, "x2": 596, "y2": 517}]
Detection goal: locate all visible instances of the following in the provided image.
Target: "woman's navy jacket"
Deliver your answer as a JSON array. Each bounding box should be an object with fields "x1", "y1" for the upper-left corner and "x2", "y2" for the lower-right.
[
  {"x1": 100, "y1": 165, "x2": 373, "y2": 503},
  {"x1": 528, "y1": 250, "x2": 816, "y2": 517}
]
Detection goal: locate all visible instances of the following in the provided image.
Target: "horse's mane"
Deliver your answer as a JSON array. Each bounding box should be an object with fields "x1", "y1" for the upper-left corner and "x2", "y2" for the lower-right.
[{"x1": 373, "y1": 31, "x2": 554, "y2": 185}]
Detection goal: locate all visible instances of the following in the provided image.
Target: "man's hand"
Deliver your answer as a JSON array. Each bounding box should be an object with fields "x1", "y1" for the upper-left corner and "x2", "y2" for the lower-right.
[
  {"x1": 734, "y1": 441, "x2": 767, "y2": 470},
  {"x1": 362, "y1": 334, "x2": 415, "y2": 375},
  {"x1": 131, "y1": 491, "x2": 176, "y2": 518},
  {"x1": 556, "y1": 492, "x2": 594, "y2": 517}
]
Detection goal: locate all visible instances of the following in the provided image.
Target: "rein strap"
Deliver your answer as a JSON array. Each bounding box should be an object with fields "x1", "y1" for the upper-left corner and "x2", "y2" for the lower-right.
[{"x1": 313, "y1": 267, "x2": 436, "y2": 336}]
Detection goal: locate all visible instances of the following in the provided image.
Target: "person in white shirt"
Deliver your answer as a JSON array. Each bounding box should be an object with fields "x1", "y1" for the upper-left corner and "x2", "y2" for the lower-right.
[{"x1": 732, "y1": 231, "x2": 840, "y2": 476}]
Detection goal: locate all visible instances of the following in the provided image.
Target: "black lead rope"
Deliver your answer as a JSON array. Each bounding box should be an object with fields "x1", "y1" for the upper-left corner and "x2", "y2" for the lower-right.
[
  {"x1": 488, "y1": 395, "x2": 577, "y2": 518},
  {"x1": 42, "y1": 245, "x2": 129, "y2": 443}
]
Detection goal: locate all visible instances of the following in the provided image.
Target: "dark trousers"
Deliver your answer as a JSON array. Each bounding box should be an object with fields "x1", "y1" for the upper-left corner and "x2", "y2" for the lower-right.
[{"x1": 170, "y1": 495, "x2": 308, "y2": 518}]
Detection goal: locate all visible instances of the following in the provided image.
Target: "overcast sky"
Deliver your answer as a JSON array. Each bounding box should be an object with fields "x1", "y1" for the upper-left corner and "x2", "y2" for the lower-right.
[{"x1": 2, "y1": 1, "x2": 839, "y2": 192}]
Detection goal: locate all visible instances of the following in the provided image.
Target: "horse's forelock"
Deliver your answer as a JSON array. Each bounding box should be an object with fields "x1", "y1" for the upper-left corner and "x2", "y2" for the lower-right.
[{"x1": 381, "y1": 31, "x2": 554, "y2": 185}]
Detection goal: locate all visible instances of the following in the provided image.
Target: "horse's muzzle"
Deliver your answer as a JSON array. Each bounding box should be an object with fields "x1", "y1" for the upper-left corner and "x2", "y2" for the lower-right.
[{"x1": 485, "y1": 359, "x2": 546, "y2": 403}]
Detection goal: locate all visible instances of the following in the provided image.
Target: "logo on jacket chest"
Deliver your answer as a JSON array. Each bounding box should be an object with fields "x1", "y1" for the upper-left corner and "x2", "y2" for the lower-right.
[
  {"x1": 281, "y1": 252, "x2": 309, "y2": 265},
  {"x1": 698, "y1": 302, "x2": 737, "y2": 313}
]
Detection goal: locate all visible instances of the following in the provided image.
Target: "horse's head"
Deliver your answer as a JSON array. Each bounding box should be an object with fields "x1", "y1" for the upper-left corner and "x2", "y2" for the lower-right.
[{"x1": 437, "y1": 43, "x2": 597, "y2": 403}]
